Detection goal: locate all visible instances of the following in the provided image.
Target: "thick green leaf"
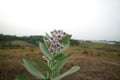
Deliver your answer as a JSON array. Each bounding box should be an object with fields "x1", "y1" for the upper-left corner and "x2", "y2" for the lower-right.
[
  {"x1": 54, "y1": 53, "x2": 73, "y2": 62},
  {"x1": 51, "y1": 59, "x2": 66, "y2": 78},
  {"x1": 53, "y1": 53, "x2": 73, "y2": 71},
  {"x1": 53, "y1": 66, "x2": 80, "y2": 80},
  {"x1": 52, "y1": 54, "x2": 65, "y2": 78},
  {"x1": 22, "y1": 59, "x2": 45, "y2": 79},
  {"x1": 64, "y1": 53, "x2": 73, "y2": 59},
  {"x1": 39, "y1": 42, "x2": 52, "y2": 60},
  {"x1": 54, "y1": 53, "x2": 65, "y2": 61},
  {"x1": 60, "y1": 35, "x2": 71, "y2": 52},
  {"x1": 52, "y1": 57, "x2": 67, "y2": 71},
  {"x1": 16, "y1": 75, "x2": 30, "y2": 80},
  {"x1": 62, "y1": 35, "x2": 72, "y2": 43},
  {"x1": 33, "y1": 58, "x2": 51, "y2": 72},
  {"x1": 61, "y1": 41, "x2": 70, "y2": 52},
  {"x1": 46, "y1": 33, "x2": 50, "y2": 39},
  {"x1": 52, "y1": 70, "x2": 60, "y2": 78}
]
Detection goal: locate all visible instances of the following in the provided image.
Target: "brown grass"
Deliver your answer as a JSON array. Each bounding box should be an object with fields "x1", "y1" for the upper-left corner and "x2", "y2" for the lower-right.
[{"x1": 0, "y1": 46, "x2": 120, "y2": 80}]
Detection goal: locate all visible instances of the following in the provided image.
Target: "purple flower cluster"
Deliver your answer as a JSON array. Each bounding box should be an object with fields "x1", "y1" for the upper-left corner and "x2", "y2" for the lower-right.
[{"x1": 44, "y1": 30, "x2": 67, "y2": 53}]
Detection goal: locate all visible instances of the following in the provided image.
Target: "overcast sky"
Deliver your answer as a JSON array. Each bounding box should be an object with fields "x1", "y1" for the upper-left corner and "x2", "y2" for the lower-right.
[{"x1": 0, "y1": 0, "x2": 120, "y2": 41}]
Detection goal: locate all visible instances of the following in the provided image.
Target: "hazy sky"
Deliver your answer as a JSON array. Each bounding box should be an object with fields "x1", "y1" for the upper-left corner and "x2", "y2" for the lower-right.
[{"x1": 0, "y1": 0, "x2": 120, "y2": 41}]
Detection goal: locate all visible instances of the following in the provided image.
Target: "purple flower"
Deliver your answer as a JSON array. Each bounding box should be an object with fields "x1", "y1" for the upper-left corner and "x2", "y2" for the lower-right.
[
  {"x1": 45, "y1": 30, "x2": 68, "y2": 53},
  {"x1": 56, "y1": 43, "x2": 60, "y2": 48},
  {"x1": 49, "y1": 47, "x2": 55, "y2": 53},
  {"x1": 57, "y1": 34, "x2": 62, "y2": 40},
  {"x1": 58, "y1": 35, "x2": 61, "y2": 38},
  {"x1": 63, "y1": 32, "x2": 66, "y2": 35},
  {"x1": 50, "y1": 37, "x2": 54, "y2": 40},
  {"x1": 60, "y1": 45, "x2": 64, "y2": 49}
]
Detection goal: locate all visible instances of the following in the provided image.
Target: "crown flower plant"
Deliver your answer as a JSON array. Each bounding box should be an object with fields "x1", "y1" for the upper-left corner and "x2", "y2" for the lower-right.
[{"x1": 16, "y1": 30, "x2": 80, "y2": 80}]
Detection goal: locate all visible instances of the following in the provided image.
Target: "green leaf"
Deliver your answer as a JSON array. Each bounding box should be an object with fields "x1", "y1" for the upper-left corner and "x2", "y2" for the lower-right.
[
  {"x1": 61, "y1": 41, "x2": 70, "y2": 52},
  {"x1": 22, "y1": 59, "x2": 45, "y2": 79},
  {"x1": 39, "y1": 42, "x2": 52, "y2": 61},
  {"x1": 62, "y1": 35, "x2": 72, "y2": 43},
  {"x1": 63, "y1": 53, "x2": 74, "y2": 58},
  {"x1": 54, "y1": 53, "x2": 73, "y2": 62},
  {"x1": 16, "y1": 75, "x2": 30, "y2": 80},
  {"x1": 52, "y1": 57, "x2": 67, "y2": 71},
  {"x1": 51, "y1": 59, "x2": 66, "y2": 78},
  {"x1": 59, "y1": 35, "x2": 71, "y2": 52},
  {"x1": 51, "y1": 54, "x2": 65, "y2": 78},
  {"x1": 53, "y1": 53, "x2": 73, "y2": 71},
  {"x1": 53, "y1": 66, "x2": 80, "y2": 80},
  {"x1": 52, "y1": 70, "x2": 60, "y2": 78},
  {"x1": 54, "y1": 53, "x2": 65, "y2": 61},
  {"x1": 33, "y1": 58, "x2": 51, "y2": 72},
  {"x1": 45, "y1": 33, "x2": 51, "y2": 38},
  {"x1": 52, "y1": 54, "x2": 64, "y2": 78}
]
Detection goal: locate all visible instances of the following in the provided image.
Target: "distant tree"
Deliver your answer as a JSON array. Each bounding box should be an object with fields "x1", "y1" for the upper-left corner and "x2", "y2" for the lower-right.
[
  {"x1": 0, "y1": 34, "x2": 43, "y2": 46},
  {"x1": 70, "y1": 39, "x2": 80, "y2": 46}
]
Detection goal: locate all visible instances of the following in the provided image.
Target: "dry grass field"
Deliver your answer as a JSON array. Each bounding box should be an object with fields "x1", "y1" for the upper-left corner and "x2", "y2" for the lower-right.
[{"x1": 0, "y1": 41, "x2": 120, "y2": 80}]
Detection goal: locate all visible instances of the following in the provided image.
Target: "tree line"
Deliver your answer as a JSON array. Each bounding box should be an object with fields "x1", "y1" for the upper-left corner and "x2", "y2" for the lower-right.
[{"x1": 0, "y1": 34, "x2": 80, "y2": 46}]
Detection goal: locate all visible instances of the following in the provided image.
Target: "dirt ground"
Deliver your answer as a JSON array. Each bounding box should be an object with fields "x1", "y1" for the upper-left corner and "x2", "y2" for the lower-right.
[
  {"x1": 0, "y1": 48, "x2": 120, "y2": 80},
  {"x1": 63, "y1": 53, "x2": 120, "y2": 80}
]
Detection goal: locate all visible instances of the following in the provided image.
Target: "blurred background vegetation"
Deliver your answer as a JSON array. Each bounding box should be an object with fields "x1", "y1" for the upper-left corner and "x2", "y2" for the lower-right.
[{"x1": 0, "y1": 34, "x2": 120, "y2": 80}]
